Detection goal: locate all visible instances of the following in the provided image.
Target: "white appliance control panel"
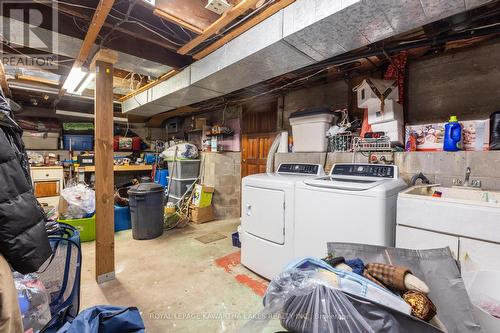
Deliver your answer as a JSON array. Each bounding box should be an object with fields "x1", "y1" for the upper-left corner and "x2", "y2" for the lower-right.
[
  {"x1": 277, "y1": 163, "x2": 324, "y2": 176},
  {"x1": 330, "y1": 163, "x2": 398, "y2": 179}
]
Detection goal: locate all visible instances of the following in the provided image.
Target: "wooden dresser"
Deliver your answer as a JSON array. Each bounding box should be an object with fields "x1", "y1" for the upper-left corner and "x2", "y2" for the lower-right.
[{"x1": 30, "y1": 166, "x2": 64, "y2": 209}]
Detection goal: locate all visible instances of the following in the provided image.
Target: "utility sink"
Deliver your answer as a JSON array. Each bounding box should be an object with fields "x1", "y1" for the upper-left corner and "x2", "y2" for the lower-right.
[
  {"x1": 402, "y1": 185, "x2": 500, "y2": 207},
  {"x1": 397, "y1": 185, "x2": 500, "y2": 244}
]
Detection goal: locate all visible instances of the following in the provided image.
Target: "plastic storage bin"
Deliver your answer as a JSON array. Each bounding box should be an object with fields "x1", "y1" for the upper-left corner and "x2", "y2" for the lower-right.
[
  {"x1": 22, "y1": 131, "x2": 59, "y2": 150},
  {"x1": 57, "y1": 215, "x2": 95, "y2": 242},
  {"x1": 169, "y1": 178, "x2": 197, "y2": 198},
  {"x1": 167, "y1": 194, "x2": 181, "y2": 205},
  {"x1": 128, "y1": 183, "x2": 165, "y2": 240},
  {"x1": 63, "y1": 135, "x2": 94, "y2": 151},
  {"x1": 167, "y1": 160, "x2": 201, "y2": 179},
  {"x1": 114, "y1": 205, "x2": 131, "y2": 232},
  {"x1": 289, "y1": 107, "x2": 334, "y2": 152}
]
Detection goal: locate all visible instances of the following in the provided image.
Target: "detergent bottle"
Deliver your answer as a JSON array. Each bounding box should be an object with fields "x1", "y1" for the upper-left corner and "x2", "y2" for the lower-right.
[{"x1": 443, "y1": 116, "x2": 462, "y2": 151}]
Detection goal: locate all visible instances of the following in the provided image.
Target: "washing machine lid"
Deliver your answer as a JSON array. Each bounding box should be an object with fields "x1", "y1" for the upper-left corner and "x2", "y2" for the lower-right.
[{"x1": 304, "y1": 176, "x2": 388, "y2": 191}]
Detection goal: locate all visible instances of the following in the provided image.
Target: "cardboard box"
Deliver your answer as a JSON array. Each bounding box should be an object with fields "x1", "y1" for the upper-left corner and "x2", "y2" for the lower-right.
[
  {"x1": 190, "y1": 205, "x2": 215, "y2": 224},
  {"x1": 405, "y1": 123, "x2": 445, "y2": 151},
  {"x1": 405, "y1": 120, "x2": 490, "y2": 152},
  {"x1": 462, "y1": 120, "x2": 490, "y2": 151},
  {"x1": 192, "y1": 184, "x2": 214, "y2": 208},
  {"x1": 367, "y1": 99, "x2": 403, "y2": 125}
]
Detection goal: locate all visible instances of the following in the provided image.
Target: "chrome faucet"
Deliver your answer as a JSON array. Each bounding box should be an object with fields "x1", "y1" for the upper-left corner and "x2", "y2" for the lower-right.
[
  {"x1": 453, "y1": 167, "x2": 481, "y2": 189},
  {"x1": 464, "y1": 167, "x2": 471, "y2": 187}
]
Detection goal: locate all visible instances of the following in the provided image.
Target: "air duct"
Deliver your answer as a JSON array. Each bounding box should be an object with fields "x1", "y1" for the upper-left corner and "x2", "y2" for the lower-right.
[{"x1": 122, "y1": 0, "x2": 493, "y2": 116}]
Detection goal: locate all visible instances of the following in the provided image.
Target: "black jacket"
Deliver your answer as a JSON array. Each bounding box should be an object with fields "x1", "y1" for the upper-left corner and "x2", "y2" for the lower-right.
[{"x1": 0, "y1": 92, "x2": 51, "y2": 274}]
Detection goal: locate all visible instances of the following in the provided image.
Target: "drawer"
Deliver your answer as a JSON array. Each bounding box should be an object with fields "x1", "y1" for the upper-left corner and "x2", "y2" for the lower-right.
[{"x1": 31, "y1": 168, "x2": 63, "y2": 181}]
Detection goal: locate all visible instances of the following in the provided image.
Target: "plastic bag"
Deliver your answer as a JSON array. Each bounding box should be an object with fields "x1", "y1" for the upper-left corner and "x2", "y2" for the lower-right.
[
  {"x1": 160, "y1": 143, "x2": 199, "y2": 160},
  {"x1": 60, "y1": 184, "x2": 95, "y2": 219},
  {"x1": 14, "y1": 272, "x2": 51, "y2": 331},
  {"x1": 240, "y1": 262, "x2": 443, "y2": 333}
]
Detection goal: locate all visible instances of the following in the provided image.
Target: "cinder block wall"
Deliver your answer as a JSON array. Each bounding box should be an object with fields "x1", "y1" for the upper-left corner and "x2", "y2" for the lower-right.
[
  {"x1": 201, "y1": 152, "x2": 241, "y2": 219},
  {"x1": 275, "y1": 152, "x2": 500, "y2": 191},
  {"x1": 408, "y1": 41, "x2": 500, "y2": 124}
]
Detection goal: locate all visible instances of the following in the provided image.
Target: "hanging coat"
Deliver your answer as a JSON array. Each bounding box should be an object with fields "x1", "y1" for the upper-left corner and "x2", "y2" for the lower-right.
[{"x1": 0, "y1": 91, "x2": 51, "y2": 274}]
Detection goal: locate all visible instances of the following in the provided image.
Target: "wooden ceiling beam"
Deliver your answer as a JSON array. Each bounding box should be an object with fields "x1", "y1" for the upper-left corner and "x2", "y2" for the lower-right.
[
  {"x1": 0, "y1": 61, "x2": 12, "y2": 98},
  {"x1": 153, "y1": 0, "x2": 219, "y2": 32},
  {"x1": 193, "y1": 0, "x2": 296, "y2": 60},
  {"x1": 118, "y1": 69, "x2": 179, "y2": 102},
  {"x1": 177, "y1": 0, "x2": 261, "y2": 55},
  {"x1": 75, "y1": 0, "x2": 116, "y2": 67},
  {"x1": 57, "y1": 0, "x2": 115, "y2": 106},
  {"x1": 54, "y1": 3, "x2": 179, "y2": 52},
  {"x1": 153, "y1": 8, "x2": 203, "y2": 35}
]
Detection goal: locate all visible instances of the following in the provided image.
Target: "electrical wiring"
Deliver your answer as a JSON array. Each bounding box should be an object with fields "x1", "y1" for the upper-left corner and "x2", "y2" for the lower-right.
[{"x1": 52, "y1": 0, "x2": 187, "y2": 46}]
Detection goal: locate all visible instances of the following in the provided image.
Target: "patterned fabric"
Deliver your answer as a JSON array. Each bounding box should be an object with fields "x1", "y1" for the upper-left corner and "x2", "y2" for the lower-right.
[
  {"x1": 403, "y1": 290, "x2": 437, "y2": 322},
  {"x1": 363, "y1": 271, "x2": 387, "y2": 289},
  {"x1": 365, "y1": 263, "x2": 411, "y2": 291}
]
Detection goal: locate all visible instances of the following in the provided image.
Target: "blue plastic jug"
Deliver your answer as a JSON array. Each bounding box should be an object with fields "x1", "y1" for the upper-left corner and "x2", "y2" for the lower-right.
[{"x1": 443, "y1": 116, "x2": 462, "y2": 151}]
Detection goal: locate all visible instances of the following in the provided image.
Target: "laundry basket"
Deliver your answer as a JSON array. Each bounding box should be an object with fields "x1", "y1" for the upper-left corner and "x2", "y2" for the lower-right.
[{"x1": 38, "y1": 223, "x2": 82, "y2": 321}]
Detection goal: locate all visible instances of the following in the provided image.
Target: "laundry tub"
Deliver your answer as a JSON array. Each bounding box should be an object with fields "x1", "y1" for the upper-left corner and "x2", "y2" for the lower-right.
[
  {"x1": 463, "y1": 270, "x2": 500, "y2": 332},
  {"x1": 289, "y1": 107, "x2": 335, "y2": 152},
  {"x1": 128, "y1": 183, "x2": 165, "y2": 240}
]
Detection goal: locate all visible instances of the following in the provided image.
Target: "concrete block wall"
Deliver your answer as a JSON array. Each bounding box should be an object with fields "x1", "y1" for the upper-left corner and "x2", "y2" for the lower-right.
[
  {"x1": 275, "y1": 151, "x2": 500, "y2": 191},
  {"x1": 407, "y1": 40, "x2": 500, "y2": 124},
  {"x1": 201, "y1": 152, "x2": 241, "y2": 219}
]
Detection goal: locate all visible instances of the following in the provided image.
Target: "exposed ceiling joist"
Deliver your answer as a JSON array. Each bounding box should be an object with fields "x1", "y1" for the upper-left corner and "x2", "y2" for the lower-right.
[
  {"x1": 118, "y1": 69, "x2": 179, "y2": 102},
  {"x1": 177, "y1": 0, "x2": 262, "y2": 55},
  {"x1": 16, "y1": 75, "x2": 59, "y2": 86},
  {"x1": 153, "y1": 0, "x2": 220, "y2": 33},
  {"x1": 193, "y1": 0, "x2": 296, "y2": 60},
  {"x1": 55, "y1": 3, "x2": 179, "y2": 52},
  {"x1": 0, "y1": 62, "x2": 12, "y2": 97},
  {"x1": 75, "y1": 0, "x2": 116, "y2": 67},
  {"x1": 153, "y1": 8, "x2": 204, "y2": 34}
]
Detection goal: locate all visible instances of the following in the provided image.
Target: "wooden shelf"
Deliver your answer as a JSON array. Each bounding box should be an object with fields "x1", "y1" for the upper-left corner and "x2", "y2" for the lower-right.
[{"x1": 79, "y1": 165, "x2": 153, "y2": 172}]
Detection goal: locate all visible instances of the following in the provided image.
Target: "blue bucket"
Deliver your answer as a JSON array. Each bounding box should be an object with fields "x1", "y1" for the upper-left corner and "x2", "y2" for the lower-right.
[
  {"x1": 154, "y1": 169, "x2": 169, "y2": 187},
  {"x1": 114, "y1": 205, "x2": 131, "y2": 232}
]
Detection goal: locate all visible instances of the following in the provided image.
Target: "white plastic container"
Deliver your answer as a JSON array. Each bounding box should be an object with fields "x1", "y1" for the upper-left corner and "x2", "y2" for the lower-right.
[
  {"x1": 371, "y1": 120, "x2": 403, "y2": 144},
  {"x1": 463, "y1": 270, "x2": 500, "y2": 333},
  {"x1": 355, "y1": 78, "x2": 399, "y2": 108},
  {"x1": 367, "y1": 99, "x2": 403, "y2": 125},
  {"x1": 289, "y1": 109, "x2": 334, "y2": 152}
]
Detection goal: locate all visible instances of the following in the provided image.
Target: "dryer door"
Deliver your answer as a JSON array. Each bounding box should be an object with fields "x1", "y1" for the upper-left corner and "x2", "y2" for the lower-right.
[{"x1": 242, "y1": 186, "x2": 285, "y2": 244}]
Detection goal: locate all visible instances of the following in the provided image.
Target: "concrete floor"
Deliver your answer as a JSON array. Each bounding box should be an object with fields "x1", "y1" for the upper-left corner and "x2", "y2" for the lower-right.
[{"x1": 80, "y1": 219, "x2": 280, "y2": 332}]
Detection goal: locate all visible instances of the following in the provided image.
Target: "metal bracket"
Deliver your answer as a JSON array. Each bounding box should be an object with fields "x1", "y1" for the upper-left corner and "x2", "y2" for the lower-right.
[{"x1": 97, "y1": 272, "x2": 116, "y2": 284}]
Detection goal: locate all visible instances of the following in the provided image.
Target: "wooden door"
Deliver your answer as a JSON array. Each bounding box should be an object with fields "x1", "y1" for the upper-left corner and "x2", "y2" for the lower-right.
[{"x1": 241, "y1": 133, "x2": 276, "y2": 177}]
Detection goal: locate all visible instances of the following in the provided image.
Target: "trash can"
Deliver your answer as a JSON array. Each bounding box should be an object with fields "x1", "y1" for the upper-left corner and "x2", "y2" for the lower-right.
[{"x1": 128, "y1": 183, "x2": 165, "y2": 240}]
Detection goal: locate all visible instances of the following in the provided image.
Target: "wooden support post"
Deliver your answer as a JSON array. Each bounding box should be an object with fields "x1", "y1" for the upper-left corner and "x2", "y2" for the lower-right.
[{"x1": 93, "y1": 51, "x2": 117, "y2": 283}]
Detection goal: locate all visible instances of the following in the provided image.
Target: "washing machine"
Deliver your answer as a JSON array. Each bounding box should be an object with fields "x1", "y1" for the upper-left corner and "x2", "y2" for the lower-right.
[
  {"x1": 294, "y1": 163, "x2": 407, "y2": 258},
  {"x1": 240, "y1": 163, "x2": 324, "y2": 280}
]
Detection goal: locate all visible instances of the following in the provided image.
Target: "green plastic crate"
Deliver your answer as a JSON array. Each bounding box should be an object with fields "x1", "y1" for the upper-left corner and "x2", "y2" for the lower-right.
[{"x1": 58, "y1": 215, "x2": 96, "y2": 242}]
